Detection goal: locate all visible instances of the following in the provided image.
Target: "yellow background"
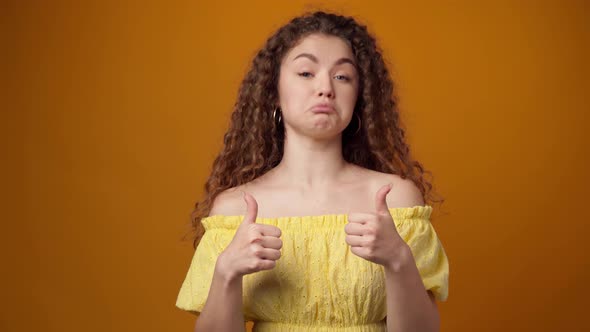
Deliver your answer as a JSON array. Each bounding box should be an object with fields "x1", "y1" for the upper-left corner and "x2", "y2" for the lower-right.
[{"x1": 3, "y1": 0, "x2": 588, "y2": 331}]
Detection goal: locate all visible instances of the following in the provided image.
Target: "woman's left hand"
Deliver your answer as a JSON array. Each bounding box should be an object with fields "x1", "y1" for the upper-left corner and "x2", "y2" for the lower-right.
[{"x1": 344, "y1": 183, "x2": 410, "y2": 270}]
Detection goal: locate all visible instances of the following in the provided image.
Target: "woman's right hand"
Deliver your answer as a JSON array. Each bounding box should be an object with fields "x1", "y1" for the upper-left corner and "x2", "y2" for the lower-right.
[{"x1": 215, "y1": 192, "x2": 283, "y2": 282}]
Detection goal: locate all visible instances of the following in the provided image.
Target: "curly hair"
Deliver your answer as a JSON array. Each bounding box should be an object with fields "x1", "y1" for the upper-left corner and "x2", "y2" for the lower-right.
[{"x1": 184, "y1": 10, "x2": 444, "y2": 249}]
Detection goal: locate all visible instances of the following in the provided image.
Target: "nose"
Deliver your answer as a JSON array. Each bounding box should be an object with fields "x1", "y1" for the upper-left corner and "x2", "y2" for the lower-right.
[{"x1": 316, "y1": 72, "x2": 334, "y2": 98}]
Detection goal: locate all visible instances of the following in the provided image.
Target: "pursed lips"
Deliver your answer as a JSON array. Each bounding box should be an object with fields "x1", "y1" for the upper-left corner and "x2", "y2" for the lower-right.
[{"x1": 310, "y1": 104, "x2": 335, "y2": 113}]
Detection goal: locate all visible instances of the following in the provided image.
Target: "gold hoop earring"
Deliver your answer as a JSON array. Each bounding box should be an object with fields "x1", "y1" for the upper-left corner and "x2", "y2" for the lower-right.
[
  {"x1": 354, "y1": 113, "x2": 362, "y2": 135},
  {"x1": 273, "y1": 107, "x2": 282, "y2": 125}
]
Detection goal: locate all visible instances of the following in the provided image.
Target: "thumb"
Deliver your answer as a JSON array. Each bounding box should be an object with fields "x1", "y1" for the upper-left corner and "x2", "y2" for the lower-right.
[
  {"x1": 241, "y1": 191, "x2": 258, "y2": 224},
  {"x1": 375, "y1": 183, "x2": 393, "y2": 215}
]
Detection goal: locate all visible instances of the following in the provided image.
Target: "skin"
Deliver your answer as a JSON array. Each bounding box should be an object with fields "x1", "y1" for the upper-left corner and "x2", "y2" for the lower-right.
[
  {"x1": 278, "y1": 33, "x2": 359, "y2": 141},
  {"x1": 194, "y1": 33, "x2": 439, "y2": 332}
]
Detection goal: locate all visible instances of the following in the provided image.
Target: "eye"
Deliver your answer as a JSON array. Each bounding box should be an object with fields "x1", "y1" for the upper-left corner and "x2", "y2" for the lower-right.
[
  {"x1": 298, "y1": 72, "x2": 313, "y2": 78},
  {"x1": 335, "y1": 74, "x2": 350, "y2": 82}
]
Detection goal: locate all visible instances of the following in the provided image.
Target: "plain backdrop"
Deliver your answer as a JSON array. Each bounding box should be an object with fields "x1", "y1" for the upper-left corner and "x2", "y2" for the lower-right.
[{"x1": 2, "y1": 0, "x2": 589, "y2": 331}]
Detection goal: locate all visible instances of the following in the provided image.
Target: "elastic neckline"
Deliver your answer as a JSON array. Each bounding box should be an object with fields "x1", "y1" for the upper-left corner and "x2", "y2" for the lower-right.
[{"x1": 201, "y1": 205, "x2": 432, "y2": 231}]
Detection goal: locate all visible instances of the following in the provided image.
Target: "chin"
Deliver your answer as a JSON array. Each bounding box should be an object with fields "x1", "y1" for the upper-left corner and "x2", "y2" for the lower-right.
[{"x1": 302, "y1": 127, "x2": 343, "y2": 140}]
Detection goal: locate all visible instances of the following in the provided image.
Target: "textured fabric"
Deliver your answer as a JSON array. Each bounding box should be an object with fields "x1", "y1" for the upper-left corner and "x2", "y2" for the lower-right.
[{"x1": 175, "y1": 206, "x2": 449, "y2": 331}]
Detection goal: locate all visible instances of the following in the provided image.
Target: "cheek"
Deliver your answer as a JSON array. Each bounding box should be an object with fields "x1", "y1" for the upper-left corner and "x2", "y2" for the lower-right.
[
  {"x1": 349, "y1": 87, "x2": 359, "y2": 104},
  {"x1": 279, "y1": 79, "x2": 310, "y2": 109},
  {"x1": 337, "y1": 84, "x2": 359, "y2": 108}
]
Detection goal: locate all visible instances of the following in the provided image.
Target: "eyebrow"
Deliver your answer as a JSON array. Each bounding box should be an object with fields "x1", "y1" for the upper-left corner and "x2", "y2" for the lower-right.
[{"x1": 292, "y1": 53, "x2": 357, "y2": 68}]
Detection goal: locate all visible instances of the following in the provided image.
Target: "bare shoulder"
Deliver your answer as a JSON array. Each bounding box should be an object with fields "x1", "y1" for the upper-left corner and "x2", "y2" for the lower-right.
[
  {"x1": 207, "y1": 171, "x2": 278, "y2": 217},
  {"x1": 208, "y1": 185, "x2": 248, "y2": 217},
  {"x1": 365, "y1": 169, "x2": 425, "y2": 208}
]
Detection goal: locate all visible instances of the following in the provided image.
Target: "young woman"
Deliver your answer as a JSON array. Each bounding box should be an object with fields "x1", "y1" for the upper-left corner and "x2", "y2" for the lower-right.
[{"x1": 176, "y1": 11, "x2": 449, "y2": 332}]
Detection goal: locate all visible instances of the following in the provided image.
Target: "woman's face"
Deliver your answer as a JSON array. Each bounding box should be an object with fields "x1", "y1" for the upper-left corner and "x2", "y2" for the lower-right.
[{"x1": 278, "y1": 33, "x2": 359, "y2": 140}]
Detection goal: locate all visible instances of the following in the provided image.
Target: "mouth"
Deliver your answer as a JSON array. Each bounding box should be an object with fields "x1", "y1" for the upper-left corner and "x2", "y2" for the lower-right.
[{"x1": 310, "y1": 104, "x2": 335, "y2": 113}]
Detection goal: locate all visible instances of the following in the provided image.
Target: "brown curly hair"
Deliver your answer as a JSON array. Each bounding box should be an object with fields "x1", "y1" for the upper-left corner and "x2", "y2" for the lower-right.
[{"x1": 184, "y1": 10, "x2": 444, "y2": 249}]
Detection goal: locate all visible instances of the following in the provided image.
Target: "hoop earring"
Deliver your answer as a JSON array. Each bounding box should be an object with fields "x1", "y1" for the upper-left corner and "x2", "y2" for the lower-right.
[
  {"x1": 273, "y1": 107, "x2": 282, "y2": 125},
  {"x1": 354, "y1": 113, "x2": 362, "y2": 135}
]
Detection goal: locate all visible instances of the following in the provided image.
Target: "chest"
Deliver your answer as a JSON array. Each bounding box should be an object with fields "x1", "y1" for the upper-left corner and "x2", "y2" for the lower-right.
[
  {"x1": 240, "y1": 228, "x2": 387, "y2": 323},
  {"x1": 251, "y1": 184, "x2": 377, "y2": 218}
]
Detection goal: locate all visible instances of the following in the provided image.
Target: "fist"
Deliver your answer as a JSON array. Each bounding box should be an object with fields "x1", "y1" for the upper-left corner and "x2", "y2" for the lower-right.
[
  {"x1": 216, "y1": 192, "x2": 283, "y2": 281},
  {"x1": 344, "y1": 183, "x2": 409, "y2": 269}
]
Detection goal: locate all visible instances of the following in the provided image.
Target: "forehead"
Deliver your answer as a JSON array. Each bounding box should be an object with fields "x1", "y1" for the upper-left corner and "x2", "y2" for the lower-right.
[{"x1": 283, "y1": 34, "x2": 354, "y2": 64}]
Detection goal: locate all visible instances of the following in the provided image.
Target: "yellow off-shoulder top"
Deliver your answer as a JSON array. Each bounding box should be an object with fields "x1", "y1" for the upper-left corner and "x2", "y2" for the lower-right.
[{"x1": 176, "y1": 206, "x2": 449, "y2": 332}]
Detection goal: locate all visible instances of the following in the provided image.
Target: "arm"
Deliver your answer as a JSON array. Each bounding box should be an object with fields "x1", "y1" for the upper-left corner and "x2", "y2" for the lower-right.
[
  {"x1": 194, "y1": 253, "x2": 246, "y2": 332},
  {"x1": 384, "y1": 246, "x2": 440, "y2": 332},
  {"x1": 383, "y1": 177, "x2": 440, "y2": 332},
  {"x1": 194, "y1": 191, "x2": 281, "y2": 331}
]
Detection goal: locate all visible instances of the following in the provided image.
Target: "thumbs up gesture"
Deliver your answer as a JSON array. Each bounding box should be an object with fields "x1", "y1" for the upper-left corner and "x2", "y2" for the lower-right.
[
  {"x1": 345, "y1": 183, "x2": 409, "y2": 270},
  {"x1": 216, "y1": 192, "x2": 283, "y2": 281}
]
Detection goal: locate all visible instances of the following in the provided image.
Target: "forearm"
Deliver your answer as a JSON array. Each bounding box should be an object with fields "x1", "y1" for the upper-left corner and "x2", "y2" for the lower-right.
[
  {"x1": 194, "y1": 257, "x2": 245, "y2": 332},
  {"x1": 384, "y1": 244, "x2": 439, "y2": 332}
]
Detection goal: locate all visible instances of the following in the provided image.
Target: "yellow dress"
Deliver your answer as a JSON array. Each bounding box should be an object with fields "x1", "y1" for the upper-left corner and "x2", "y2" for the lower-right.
[{"x1": 176, "y1": 206, "x2": 449, "y2": 331}]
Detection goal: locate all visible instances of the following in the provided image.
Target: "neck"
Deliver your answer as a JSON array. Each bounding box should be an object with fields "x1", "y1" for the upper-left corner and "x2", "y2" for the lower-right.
[{"x1": 271, "y1": 133, "x2": 349, "y2": 190}]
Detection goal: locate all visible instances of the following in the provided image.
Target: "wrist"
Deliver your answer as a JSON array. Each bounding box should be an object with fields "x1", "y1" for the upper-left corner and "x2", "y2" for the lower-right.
[
  {"x1": 384, "y1": 244, "x2": 414, "y2": 274},
  {"x1": 215, "y1": 252, "x2": 242, "y2": 285}
]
